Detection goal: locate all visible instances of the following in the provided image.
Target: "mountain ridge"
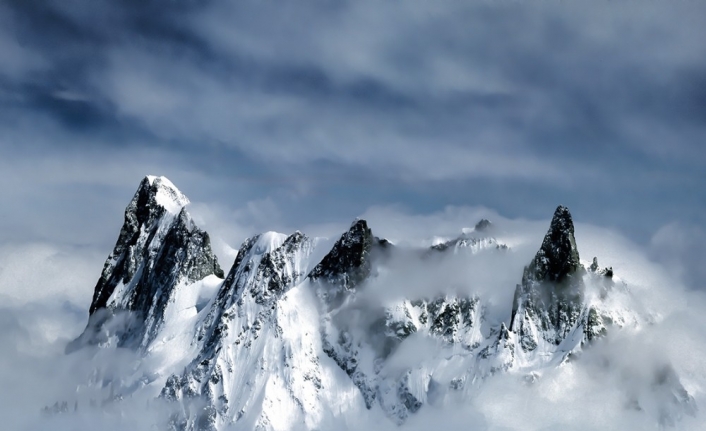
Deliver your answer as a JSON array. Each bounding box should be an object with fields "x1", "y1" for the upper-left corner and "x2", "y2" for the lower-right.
[{"x1": 63, "y1": 176, "x2": 696, "y2": 430}]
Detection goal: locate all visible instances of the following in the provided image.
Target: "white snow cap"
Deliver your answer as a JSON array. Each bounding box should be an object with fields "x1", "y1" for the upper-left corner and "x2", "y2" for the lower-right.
[
  {"x1": 145, "y1": 175, "x2": 190, "y2": 214},
  {"x1": 252, "y1": 231, "x2": 288, "y2": 255}
]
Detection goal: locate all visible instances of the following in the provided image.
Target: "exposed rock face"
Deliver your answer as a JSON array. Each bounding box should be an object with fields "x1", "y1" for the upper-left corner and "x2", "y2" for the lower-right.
[
  {"x1": 510, "y1": 206, "x2": 586, "y2": 351},
  {"x1": 524, "y1": 206, "x2": 582, "y2": 284},
  {"x1": 309, "y1": 220, "x2": 382, "y2": 409},
  {"x1": 70, "y1": 176, "x2": 223, "y2": 351},
  {"x1": 309, "y1": 219, "x2": 378, "y2": 303}
]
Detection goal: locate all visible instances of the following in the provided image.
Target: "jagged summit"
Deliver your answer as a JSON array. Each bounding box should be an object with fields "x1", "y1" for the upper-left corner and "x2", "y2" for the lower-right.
[
  {"x1": 142, "y1": 175, "x2": 190, "y2": 214},
  {"x1": 529, "y1": 205, "x2": 581, "y2": 283},
  {"x1": 510, "y1": 205, "x2": 585, "y2": 351},
  {"x1": 309, "y1": 219, "x2": 375, "y2": 289},
  {"x1": 73, "y1": 176, "x2": 222, "y2": 351},
  {"x1": 87, "y1": 176, "x2": 209, "y2": 315}
]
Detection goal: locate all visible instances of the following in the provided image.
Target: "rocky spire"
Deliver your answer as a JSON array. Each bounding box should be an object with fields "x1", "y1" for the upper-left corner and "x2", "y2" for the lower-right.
[
  {"x1": 526, "y1": 205, "x2": 581, "y2": 284},
  {"x1": 89, "y1": 176, "x2": 192, "y2": 314},
  {"x1": 510, "y1": 205, "x2": 586, "y2": 350},
  {"x1": 71, "y1": 176, "x2": 223, "y2": 351},
  {"x1": 308, "y1": 219, "x2": 376, "y2": 291},
  {"x1": 308, "y1": 219, "x2": 383, "y2": 408}
]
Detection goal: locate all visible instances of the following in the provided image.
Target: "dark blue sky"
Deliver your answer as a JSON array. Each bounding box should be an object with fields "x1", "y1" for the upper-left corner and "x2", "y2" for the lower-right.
[{"x1": 0, "y1": 1, "x2": 705, "y2": 287}]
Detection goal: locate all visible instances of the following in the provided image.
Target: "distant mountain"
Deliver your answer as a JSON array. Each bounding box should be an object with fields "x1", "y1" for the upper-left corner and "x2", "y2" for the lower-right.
[{"x1": 63, "y1": 176, "x2": 696, "y2": 430}]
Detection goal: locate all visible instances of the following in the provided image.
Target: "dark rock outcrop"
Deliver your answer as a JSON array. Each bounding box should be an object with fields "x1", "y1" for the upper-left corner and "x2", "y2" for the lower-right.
[
  {"x1": 510, "y1": 206, "x2": 586, "y2": 351},
  {"x1": 309, "y1": 220, "x2": 381, "y2": 408}
]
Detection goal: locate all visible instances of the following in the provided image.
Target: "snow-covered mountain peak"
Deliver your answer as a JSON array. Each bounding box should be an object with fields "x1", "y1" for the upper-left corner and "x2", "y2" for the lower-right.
[
  {"x1": 509, "y1": 205, "x2": 586, "y2": 353},
  {"x1": 251, "y1": 231, "x2": 289, "y2": 255},
  {"x1": 432, "y1": 218, "x2": 507, "y2": 254},
  {"x1": 69, "y1": 176, "x2": 222, "y2": 352},
  {"x1": 142, "y1": 175, "x2": 190, "y2": 214}
]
